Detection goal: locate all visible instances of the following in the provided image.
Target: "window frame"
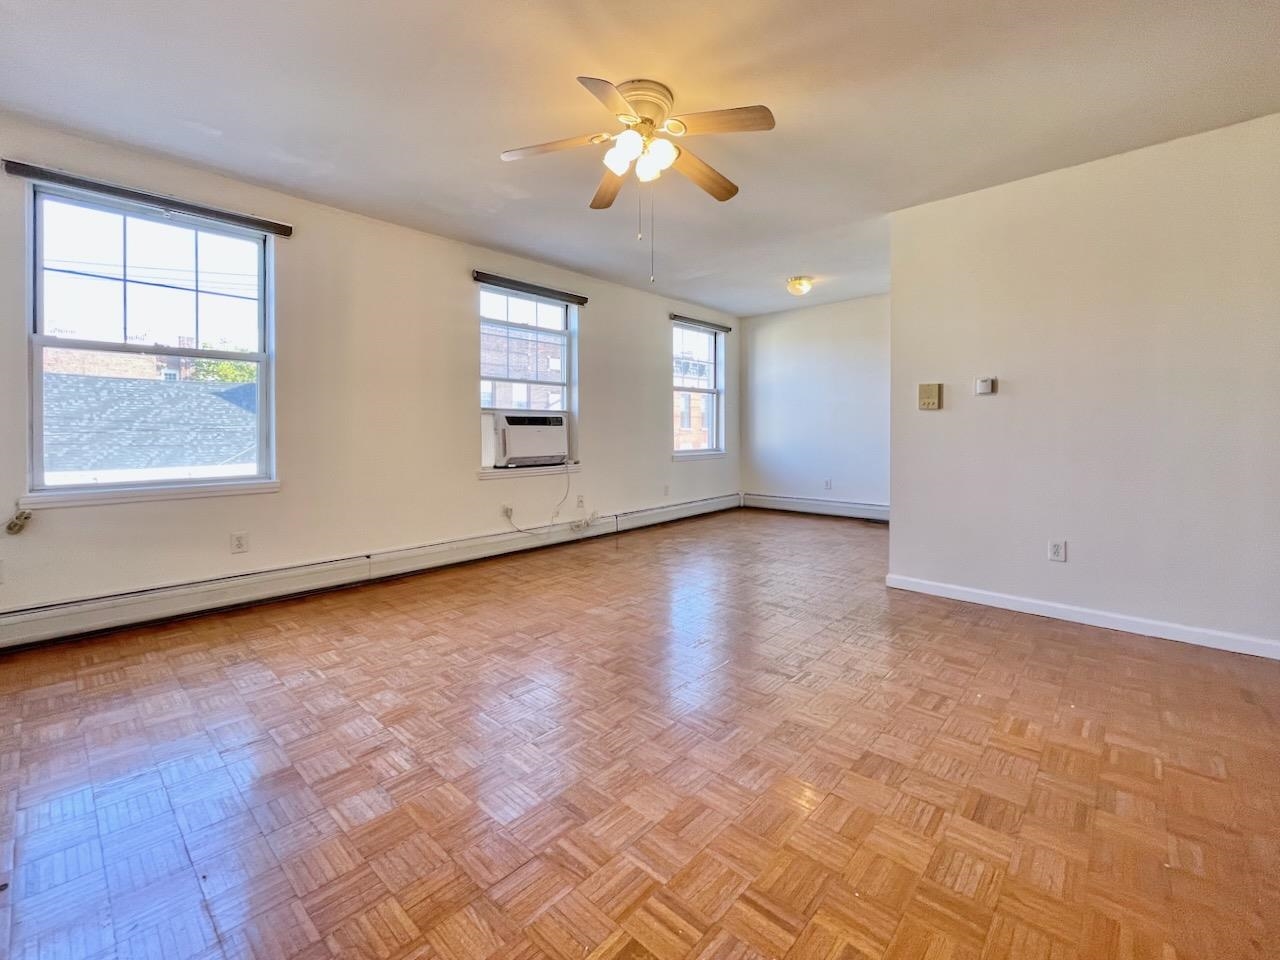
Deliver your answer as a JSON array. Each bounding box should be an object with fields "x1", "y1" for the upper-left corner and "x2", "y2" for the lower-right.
[
  {"x1": 23, "y1": 182, "x2": 277, "y2": 506},
  {"x1": 477, "y1": 282, "x2": 580, "y2": 472},
  {"x1": 671, "y1": 320, "x2": 725, "y2": 456},
  {"x1": 478, "y1": 283, "x2": 573, "y2": 414}
]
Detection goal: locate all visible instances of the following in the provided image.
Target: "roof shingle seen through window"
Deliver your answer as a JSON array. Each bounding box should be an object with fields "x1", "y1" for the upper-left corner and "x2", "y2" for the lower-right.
[{"x1": 42, "y1": 372, "x2": 257, "y2": 471}]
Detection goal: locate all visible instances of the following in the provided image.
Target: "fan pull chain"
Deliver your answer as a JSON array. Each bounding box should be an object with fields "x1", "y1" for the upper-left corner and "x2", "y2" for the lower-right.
[
  {"x1": 637, "y1": 187, "x2": 643, "y2": 241},
  {"x1": 649, "y1": 190, "x2": 655, "y2": 284}
]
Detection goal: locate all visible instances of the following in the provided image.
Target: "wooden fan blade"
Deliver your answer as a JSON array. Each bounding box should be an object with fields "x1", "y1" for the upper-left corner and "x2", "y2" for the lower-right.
[
  {"x1": 501, "y1": 132, "x2": 609, "y2": 161},
  {"x1": 667, "y1": 105, "x2": 775, "y2": 136},
  {"x1": 578, "y1": 77, "x2": 639, "y2": 121},
  {"x1": 672, "y1": 147, "x2": 739, "y2": 201},
  {"x1": 590, "y1": 170, "x2": 626, "y2": 209}
]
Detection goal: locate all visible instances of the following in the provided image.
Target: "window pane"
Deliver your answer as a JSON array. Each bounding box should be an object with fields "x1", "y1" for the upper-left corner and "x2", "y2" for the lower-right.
[
  {"x1": 536, "y1": 331, "x2": 566, "y2": 383},
  {"x1": 483, "y1": 380, "x2": 512, "y2": 409},
  {"x1": 126, "y1": 282, "x2": 196, "y2": 348},
  {"x1": 480, "y1": 290, "x2": 507, "y2": 321},
  {"x1": 486, "y1": 381, "x2": 528, "y2": 409},
  {"x1": 506, "y1": 295, "x2": 537, "y2": 328},
  {"x1": 506, "y1": 327, "x2": 537, "y2": 380},
  {"x1": 537, "y1": 303, "x2": 566, "y2": 330},
  {"x1": 674, "y1": 391, "x2": 716, "y2": 451},
  {"x1": 198, "y1": 293, "x2": 260, "y2": 353},
  {"x1": 41, "y1": 196, "x2": 123, "y2": 279},
  {"x1": 528, "y1": 384, "x2": 563, "y2": 410},
  {"x1": 673, "y1": 326, "x2": 714, "y2": 362},
  {"x1": 673, "y1": 326, "x2": 716, "y2": 389},
  {"x1": 480, "y1": 322, "x2": 509, "y2": 378},
  {"x1": 480, "y1": 380, "x2": 565, "y2": 411},
  {"x1": 42, "y1": 271, "x2": 124, "y2": 341},
  {"x1": 40, "y1": 346, "x2": 260, "y2": 487},
  {"x1": 126, "y1": 217, "x2": 195, "y2": 288},
  {"x1": 197, "y1": 232, "x2": 259, "y2": 298},
  {"x1": 673, "y1": 357, "x2": 714, "y2": 389}
]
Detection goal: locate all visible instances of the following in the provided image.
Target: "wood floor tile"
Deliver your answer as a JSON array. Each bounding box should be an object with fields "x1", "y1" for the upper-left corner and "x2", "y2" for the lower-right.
[
  {"x1": 427, "y1": 899, "x2": 515, "y2": 960},
  {"x1": 323, "y1": 894, "x2": 421, "y2": 959},
  {"x1": 621, "y1": 887, "x2": 708, "y2": 960},
  {"x1": 489, "y1": 856, "x2": 576, "y2": 926},
  {"x1": 529, "y1": 890, "x2": 617, "y2": 960},
  {"x1": 667, "y1": 851, "x2": 751, "y2": 926},
  {"x1": 3, "y1": 511, "x2": 1279, "y2": 960}
]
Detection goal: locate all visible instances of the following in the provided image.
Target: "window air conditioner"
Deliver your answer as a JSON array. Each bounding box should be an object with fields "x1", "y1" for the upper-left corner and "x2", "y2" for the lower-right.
[{"x1": 492, "y1": 412, "x2": 569, "y2": 468}]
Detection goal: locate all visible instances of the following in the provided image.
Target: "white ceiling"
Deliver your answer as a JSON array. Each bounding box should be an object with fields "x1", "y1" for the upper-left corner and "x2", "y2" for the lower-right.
[{"x1": 1, "y1": 0, "x2": 1277, "y2": 316}]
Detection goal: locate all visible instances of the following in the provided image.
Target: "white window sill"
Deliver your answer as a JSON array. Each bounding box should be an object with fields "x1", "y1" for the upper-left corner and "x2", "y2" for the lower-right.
[
  {"x1": 19, "y1": 479, "x2": 280, "y2": 509},
  {"x1": 672, "y1": 450, "x2": 726, "y2": 461},
  {"x1": 477, "y1": 463, "x2": 581, "y2": 480}
]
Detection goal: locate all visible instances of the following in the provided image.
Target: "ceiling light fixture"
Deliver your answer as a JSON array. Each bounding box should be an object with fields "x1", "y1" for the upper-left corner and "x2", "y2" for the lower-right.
[
  {"x1": 603, "y1": 147, "x2": 630, "y2": 176},
  {"x1": 634, "y1": 152, "x2": 661, "y2": 182},
  {"x1": 604, "y1": 133, "x2": 679, "y2": 183},
  {"x1": 786, "y1": 276, "x2": 814, "y2": 296},
  {"x1": 502, "y1": 76, "x2": 776, "y2": 209},
  {"x1": 603, "y1": 129, "x2": 645, "y2": 176},
  {"x1": 647, "y1": 138, "x2": 678, "y2": 171},
  {"x1": 614, "y1": 129, "x2": 644, "y2": 161},
  {"x1": 500, "y1": 76, "x2": 776, "y2": 286}
]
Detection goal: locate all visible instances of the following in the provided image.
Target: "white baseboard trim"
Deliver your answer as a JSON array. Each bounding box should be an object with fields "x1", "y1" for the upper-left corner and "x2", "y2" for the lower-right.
[
  {"x1": 0, "y1": 495, "x2": 742, "y2": 649},
  {"x1": 885, "y1": 574, "x2": 1280, "y2": 661},
  {"x1": 369, "y1": 517, "x2": 617, "y2": 579},
  {"x1": 743, "y1": 494, "x2": 889, "y2": 522},
  {"x1": 616, "y1": 494, "x2": 743, "y2": 532},
  {"x1": 0, "y1": 557, "x2": 372, "y2": 650}
]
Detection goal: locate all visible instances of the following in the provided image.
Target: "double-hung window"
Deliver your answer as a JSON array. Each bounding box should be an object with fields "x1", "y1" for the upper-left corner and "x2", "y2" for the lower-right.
[
  {"x1": 673, "y1": 320, "x2": 725, "y2": 452},
  {"x1": 479, "y1": 286, "x2": 570, "y2": 411},
  {"x1": 29, "y1": 186, "x2": 273, "y2": 496}
]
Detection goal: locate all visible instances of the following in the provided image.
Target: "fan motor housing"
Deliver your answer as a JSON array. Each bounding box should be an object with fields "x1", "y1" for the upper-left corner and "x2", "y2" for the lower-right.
[{"x1": 616, "y1": 79, "x2": 675, "y2": 127}]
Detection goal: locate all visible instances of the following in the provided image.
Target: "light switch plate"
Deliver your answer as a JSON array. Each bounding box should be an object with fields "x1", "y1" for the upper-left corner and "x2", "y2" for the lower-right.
[{"x1": 918, "y1": 383, "x2": 942, "y2": 410}]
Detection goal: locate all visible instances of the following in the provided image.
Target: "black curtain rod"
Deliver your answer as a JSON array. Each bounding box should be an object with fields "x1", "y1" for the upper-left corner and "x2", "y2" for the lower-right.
[
  {"x1": 472, "y1": 270, "x2": 588, "y2": 306},
  {"x1": 671, "y1": 313, "x2": 732, "y2": 334},
  {"x1": 3, "y1": 159, "x2": 293, "y2": 238}
]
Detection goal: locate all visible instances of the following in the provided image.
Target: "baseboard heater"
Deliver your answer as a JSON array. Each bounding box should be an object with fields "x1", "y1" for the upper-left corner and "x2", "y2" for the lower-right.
[
  {"x1": 0, "y1": 494, "x2": 742, "y2": 649},
  {"x1": 742, "y1": 494, "x2": 889, "y2": 522}
]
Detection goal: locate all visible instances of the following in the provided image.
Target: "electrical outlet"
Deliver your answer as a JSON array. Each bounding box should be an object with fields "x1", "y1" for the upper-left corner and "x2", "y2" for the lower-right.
[
  {"x1": 823, "y1": 479, "x2": 832, "y2": 491},
  {"x1": 230, "y1": 531, "x2": 250, "y2": 554},
  {"x1": 0, "y1": 559, "x2": 5, "y2": 583},
  {"x1": 501, "y1": 504, "x2": 513, "y2": 519},
  {"x1": 576, "y1": 495, "x2": 585, "y2": 509},
  {"x1": 1048, "y1": 540, "x2": 1067, "y2": 562},
  {"x1": 663, "y1": 484, "x2": 670, "y2": 497}
]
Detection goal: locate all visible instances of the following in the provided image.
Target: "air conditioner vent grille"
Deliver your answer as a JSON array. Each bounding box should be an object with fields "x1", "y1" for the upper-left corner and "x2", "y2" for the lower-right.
[{"x1": 504, "y1": 415, "x2": 564, "y2": 426}]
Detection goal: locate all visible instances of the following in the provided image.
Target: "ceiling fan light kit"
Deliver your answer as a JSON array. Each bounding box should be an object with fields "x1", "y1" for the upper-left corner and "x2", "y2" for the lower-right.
[
  {"x1": 501, "y1": 75, "x2": 776, "y2": 208},
  {"x1": 501, "y1": 76, "x2": 776, "y2": 282}
]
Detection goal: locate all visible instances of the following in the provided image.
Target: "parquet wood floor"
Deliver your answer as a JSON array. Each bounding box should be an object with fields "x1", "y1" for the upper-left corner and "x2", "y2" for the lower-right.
[{"x1": 2, "y1": 510, "x2": 1279, "y2": 960}]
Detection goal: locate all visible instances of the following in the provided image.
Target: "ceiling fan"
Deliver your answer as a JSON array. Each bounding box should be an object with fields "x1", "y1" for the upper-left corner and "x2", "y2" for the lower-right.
[{"x1": 501, "y1": 77, "x2": 775, "y2": 209}]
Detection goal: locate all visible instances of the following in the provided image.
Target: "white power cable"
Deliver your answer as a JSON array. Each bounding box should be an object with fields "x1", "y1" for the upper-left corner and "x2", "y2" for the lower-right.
[{"x1": 503, "y1": 458, "x2": 574, "y2": 535}]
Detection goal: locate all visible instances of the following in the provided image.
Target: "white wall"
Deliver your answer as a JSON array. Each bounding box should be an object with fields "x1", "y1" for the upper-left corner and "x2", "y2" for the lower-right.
[
  {"x1": 0, "y1": 112, "x2": 740, "y2": 612},
  {"x1": 889, "y1": 113, "x2": 1280, "y2": 647},
  {"x1": 743, "y1": 296, "x2": 889, "y2": 508}
]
